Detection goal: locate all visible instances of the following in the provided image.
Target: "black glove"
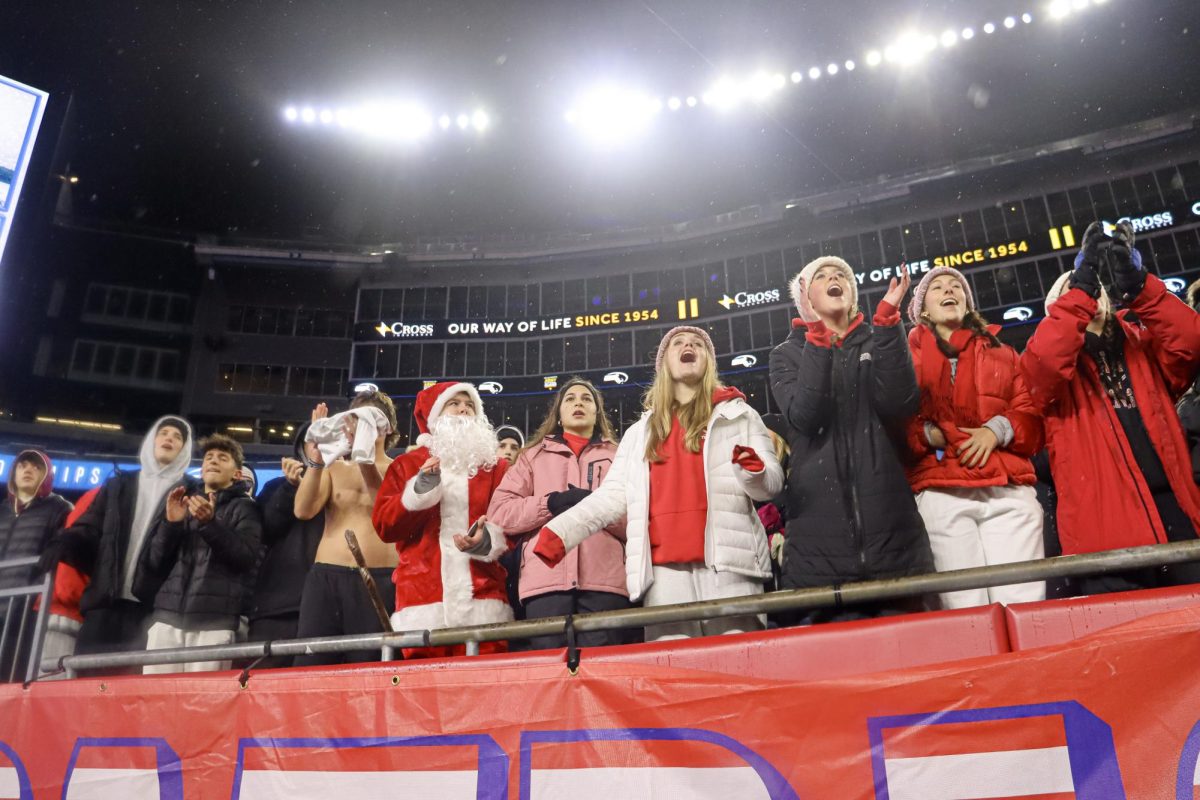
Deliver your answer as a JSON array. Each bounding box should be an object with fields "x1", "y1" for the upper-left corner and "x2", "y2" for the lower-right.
[
  {"x1": 1069, "y1": 221, "x2": 1106, "y2": 299},
  {"x1": 1108, "y1": 220, "x2": 1146, "y2": 300},
  {"x1": 546, "y1": 484, "x2": 591, "y2": 516},
  {"x1": 36, "y1": 536, "x2": 69, "y2": 574}
]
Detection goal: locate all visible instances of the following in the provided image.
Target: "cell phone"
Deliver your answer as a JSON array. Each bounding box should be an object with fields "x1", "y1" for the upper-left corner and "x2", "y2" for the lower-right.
[{"x1": 466, "y1": 518, "x2": 485, "y2": 539}]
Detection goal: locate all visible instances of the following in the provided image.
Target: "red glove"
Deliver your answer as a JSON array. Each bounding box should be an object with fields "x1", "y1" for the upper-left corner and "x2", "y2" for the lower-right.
[
  {"x1": 757, "y1": 503, "x2": 782, "y2": 533},
  {"x1": 532, "y1": 526, "x2": 566, "y2": 567},
  {"x1": 732, "y1": 445, "x2": 765, "y2": 473},
  {"x1": 803, "y1": 319, "x2": 833, "y2": 348}
]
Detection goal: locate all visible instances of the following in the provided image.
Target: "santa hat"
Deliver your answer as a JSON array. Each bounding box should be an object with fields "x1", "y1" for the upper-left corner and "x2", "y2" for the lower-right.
[
  {"x1": 908, "y1": 266, "x2": 976, "y2": 325},
  {"x1": 1045, "y1": 271, "x2": 1112, "y2": 319},
  {"x1": 790, "y1": 255, "x2": 858, "y2": 323},
  {"x1": 654, "y1": 326, "x2": 717, "y2": 371},
  {"x1": 413, "y1": 381, "x2": 485, "y2": 444}
]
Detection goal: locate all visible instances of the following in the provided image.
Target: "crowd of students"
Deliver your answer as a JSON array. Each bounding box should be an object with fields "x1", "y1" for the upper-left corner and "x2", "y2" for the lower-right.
[{"x1": 2, "y1": 218, "x2": 1199, "y2": 677}]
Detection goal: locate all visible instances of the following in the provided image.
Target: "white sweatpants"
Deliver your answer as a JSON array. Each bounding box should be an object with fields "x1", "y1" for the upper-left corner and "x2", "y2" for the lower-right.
[
  {"x1": 143, "y1": 622, "x2": 236, "y2": 674},
  {"x1": 642, "y1": 563, "x2": 766, "y2": 642},
  {"x1": 915, "y1": 484, "x2": 1046, "y2": 609}
]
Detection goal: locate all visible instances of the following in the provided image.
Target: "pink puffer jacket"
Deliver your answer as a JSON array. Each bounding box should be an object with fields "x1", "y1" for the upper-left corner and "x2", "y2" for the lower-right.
[{"x1": 486, "y1": 436, "x2": 628, "y2": 600}]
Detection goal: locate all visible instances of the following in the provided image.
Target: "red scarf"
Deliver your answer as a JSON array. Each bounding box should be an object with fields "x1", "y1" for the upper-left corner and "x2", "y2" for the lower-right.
[{"x1": 914, "y1": 324, "x2": 984, "y2": 427}]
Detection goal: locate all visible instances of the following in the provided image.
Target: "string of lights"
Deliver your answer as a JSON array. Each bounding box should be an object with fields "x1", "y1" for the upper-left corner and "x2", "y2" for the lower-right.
[{"x1": 281, "y1": 0, "x2": 1114, "y2": 145}]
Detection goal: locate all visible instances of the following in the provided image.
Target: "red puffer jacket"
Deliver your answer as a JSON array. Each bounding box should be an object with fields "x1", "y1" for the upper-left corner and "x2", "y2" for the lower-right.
[
  {"x1": 905, "y1": 324, "x2": 1042, "y2": 491},
  {"x1": 1019, "y1": 274, "x2": 1200, "y2": 555}
]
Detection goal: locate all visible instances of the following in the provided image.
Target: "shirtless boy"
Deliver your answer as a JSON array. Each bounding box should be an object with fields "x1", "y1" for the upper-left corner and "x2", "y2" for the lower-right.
[{"x1": 293, "y1": 389, "x2": 400, "y2": 665}]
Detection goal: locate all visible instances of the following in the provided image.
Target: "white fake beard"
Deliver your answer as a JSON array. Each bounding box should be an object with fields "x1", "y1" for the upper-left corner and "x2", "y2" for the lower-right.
[{"x1": 428, "y1": 415, "x2": 499, "y2": 477}]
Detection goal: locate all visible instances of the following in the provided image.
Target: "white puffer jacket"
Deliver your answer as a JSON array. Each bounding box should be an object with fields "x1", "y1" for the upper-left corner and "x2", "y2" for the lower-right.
[{"x1": 544, "y1": 396, "x2": 784, "y2": 601}]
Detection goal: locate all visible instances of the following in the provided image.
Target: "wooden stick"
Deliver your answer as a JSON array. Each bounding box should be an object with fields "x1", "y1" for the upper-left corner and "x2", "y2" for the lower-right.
[{"x1": 343, "y1": 530, "x2": 394, "y2": 632}]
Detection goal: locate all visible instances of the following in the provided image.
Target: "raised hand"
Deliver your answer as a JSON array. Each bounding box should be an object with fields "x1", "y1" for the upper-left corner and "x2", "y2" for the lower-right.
[
  {"x1": 311, "y1": 402, "x2": 328, "y2": 423},
  {"x1": 281, "y1": 457, "x2": 305, "y2": 486},
  {"x1": 165, "y1": 486, "x2": 188, "y2": 523},
  {"x1": 881, "y1": 268, "x2": 912, "y2": 310},
  {"x1": 420, "y1": 456, "x2": 441, "y2": 475},
  {"x1": 187, "y1": 492, "x2": 216, "y2": 524}
]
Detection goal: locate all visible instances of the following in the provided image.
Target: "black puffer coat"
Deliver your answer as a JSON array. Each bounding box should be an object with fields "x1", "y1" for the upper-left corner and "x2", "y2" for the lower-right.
[
  {"x1": 769, "y1": 316, "x2": 933, "y2": 588},
  {"x1": 248, "y1": 477, "x2": 322, "y2": 619},
  {"x1": 133, "y1": 479, "x2": 262, "y2": 618},
  {"x1": 0, "y1": 451, "x2": 72, "y2": 590}
]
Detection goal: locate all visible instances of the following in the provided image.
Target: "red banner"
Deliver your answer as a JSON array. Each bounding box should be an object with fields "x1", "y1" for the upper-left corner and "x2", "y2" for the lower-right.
[{"x1": 4, "y1": 607, "x2": 1200, "y2": 799}]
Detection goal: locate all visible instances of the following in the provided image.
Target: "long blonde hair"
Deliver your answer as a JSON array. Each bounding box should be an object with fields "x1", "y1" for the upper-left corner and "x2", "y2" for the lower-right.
[
  {"x1": 643, "y1": 358, "x2": 721, "y2": 462},
  {"x1": 524, "y1": 378, "x2": 618, "y2": 452}
]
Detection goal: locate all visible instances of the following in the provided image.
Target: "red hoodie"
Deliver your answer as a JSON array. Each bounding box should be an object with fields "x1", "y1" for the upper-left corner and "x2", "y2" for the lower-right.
[{"x1": 647, "y1": 386, "x2": 745, "y2": 565}]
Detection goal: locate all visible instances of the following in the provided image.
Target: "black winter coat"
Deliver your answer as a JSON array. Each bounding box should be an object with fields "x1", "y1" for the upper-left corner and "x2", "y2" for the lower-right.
[
  {"x1": 769, "y1": 317, "x2": 933, "y2": 588},
  {"x1": 1178, "y1": 385, "x2": 1200, "y2": 485},
  {"x1": 58, "y1": 471, "x2": 170, "y2": 613},
  {"x1": 0, "y1": 494, "x2": 72, "y2": 590},
  {"x1": 133, "y1": 479, "x2": 262, "y2": 618},
  {"x1": 247, "y1": 477, "x2": 322, "y2": 620}
]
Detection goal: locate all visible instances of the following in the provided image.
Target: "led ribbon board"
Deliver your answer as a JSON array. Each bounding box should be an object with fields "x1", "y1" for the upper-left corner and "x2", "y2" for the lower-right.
[{"x1": 0, "y1": 74, "x2": 48, "y2": 274}]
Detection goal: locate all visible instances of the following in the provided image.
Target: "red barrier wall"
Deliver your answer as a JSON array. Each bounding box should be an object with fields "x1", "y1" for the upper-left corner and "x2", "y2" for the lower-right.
[{"x1": 1005, "y1": 583, "x2": 1200, "y2": 650}]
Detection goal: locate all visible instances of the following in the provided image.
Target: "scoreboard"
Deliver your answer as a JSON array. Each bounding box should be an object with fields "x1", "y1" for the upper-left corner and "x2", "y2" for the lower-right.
[{"x1": 0, "y1": 73, "x2": 48, "y2": 273}]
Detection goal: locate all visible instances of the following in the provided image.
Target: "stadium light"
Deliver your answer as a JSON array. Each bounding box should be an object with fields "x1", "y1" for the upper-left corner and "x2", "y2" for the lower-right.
[
  {"x1": 319, "y1": 109, "x2": 334, "y2": 124},
  {"x1": 790, "y1": 71, "x2": 803, "y2": 83},
  {"x1": 283, "y1": 106, "x2": 299, "y2": 122},
  {"x1": 667, "y1": 96, "x2": 682, "y2": 110},
  {"x1": 300, "y1": 106, "x2": 316, "y2": 124},
  {"x1": 808, "y1": 66, "x2": 821, "y2": 79},
  {"x1": 438, "y1": 114, "x2": 451, "y2": 129},
  {"x1": 685, "y1": 96, "x2": 698, "y2": 107},
  {"x1": 940, "y1": 29, "x2": 958, "y2": 47},
  {"x1": 472, "y1": 109, "x2": 490, "y2": 131},
  {"x1": 962, "y1": 27, "x2": 975, "y2": 39},
  {"x1": 865, "y1": 50, "x2": 883, "y2": 67},
  {"x1": 983, "y1": 21, "x2": 997, "y2": 33},
  {"x1": 703, "y1": 76, "x2": 742, "y2": 109},
  {"x1": 456, "y1": 113, "x2": 469, "y2": 130},
  {"x1": 844, "y1": 60, "x2": 856, "y2": 71},
  {"x1": 565, "y1": 85, "x2": 660, "y2": 144},
  {"x1": 1004, "y1": 16, "x2": 1018, "y2": 28}
]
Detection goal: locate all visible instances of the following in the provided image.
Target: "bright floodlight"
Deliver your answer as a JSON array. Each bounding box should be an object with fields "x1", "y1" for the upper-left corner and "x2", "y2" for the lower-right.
[
  {"x1": 824, "y1": 63, "x2": 837, "y2": 75},
  {"x1": 472, "y1": 109, "x2": 489, "y2": 131},
  {"x1": 808, "y1": 66, "x2": 821, "y2": 79},
  {"x1": 743, "y1": 72, "x2": 775, "y2": 102},
  {"x1": 357, "y1": 102, "x2": 433, "y2": 141},
  {"x1": 962, "y1": 27, "x2": 975, "y2": 39},
  {"x1": 940, "y1": 29, "x2": 958, "y2": 47},
  {"x1": 1004, "y1": 16, "x2": 1017, "y2": 28},
  {"x1": 336, "y1": 108, "x2": 352, "y2": 127},
  {"x1": 456, "y1": 113, "x2": 469, "y2": 129},
  {"x1": 983, "y1": 21, "x2": 996, "y2": 33},
  {"x1": 566, "y1": 86, "x2": 659, "y2": 144},
  {"x1": 438, "y1": 114, "x2": 451, "y2": 129},
  {"x1": 704, "y1": 76, "x2": 742, "y2": 109},
  {"x1": 1048, "y1": 0, "x2": 1071, "y2": 16},
  {"x1": 300, "y1": 106, "x2": 316, "y2": 124},
  {"x1": 790, "y1": 70, "x2": 803, "y2": 83},
  {"x1": 1072, "y1": 0, "x2": 1089, "y2": 9},
  {"x1": 1022, "y1": 12, "x2": 1033, "y2": 23},
  {"x1": 667, "y1": 96, "x2": 682, "y2": 110},
  {"x1": 866, "y1": 50, "x2": 883, "y2": 67},
  {"x1": 319, "y1": 109, "x2": 334, "y2": 124},
  {"x1": 772, "y1": 73, "x2": 786, "y2": 89},
  {"x1": 685, "y1": 95, "x2": 698, "y2": 107},
  {"x1": 844, "y1": 60, "x2": 855, "y2": 71},
  {"x1": 885, "y1": 31, "x2": 936, "y2": 66},
  {"x1": 283, "y1": 106, "x2": 298, "y2": 122}
]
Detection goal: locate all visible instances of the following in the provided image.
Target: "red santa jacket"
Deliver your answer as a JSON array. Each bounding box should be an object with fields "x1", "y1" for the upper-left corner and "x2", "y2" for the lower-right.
[
  {"x1": 904, "y1": 324, "x2": 1042, "y2": 492},
  {"x1": 372, "y1": 446, "x2": 513, "y2": 631},
  {"x1": 1019, "y1": 274, "x2": 1200, "y2": 555}
]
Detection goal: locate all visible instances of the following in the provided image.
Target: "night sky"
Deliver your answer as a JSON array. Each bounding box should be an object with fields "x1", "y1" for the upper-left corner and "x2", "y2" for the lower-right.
[{"x1": 2, "y1": 1, "x2": 1197, "y2": 242}]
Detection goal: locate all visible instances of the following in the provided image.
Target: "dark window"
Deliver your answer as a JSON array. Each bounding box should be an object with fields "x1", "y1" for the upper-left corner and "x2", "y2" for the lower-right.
[
  {"x1": 328, "y1": 310, "x2": 350, "y2": 338},
  {"x1": 127, "y1": 290, "x2": 148, "y2": 320},
  {"x1": 542, "y1": 282, "x2": 563, "y2": 316},
  {"x1": 941, "y1": 216, "x2": 967, "y2": 250},
  {"x1": 468, "y1": 286, "x2": 488, "y2": 319},
  {"x1": 84, "y1": 286, "x2": 106, "y2": 314},
  {"x1": 93, "y1": 344, "x2": 115, "y2": 375},
  {"x1": 445, "y1": 342, "x2": 466, "y2": 375},
  {"x1": 881, "y1": 227, "x2": 905, "y2": 263},
  {"x1": 168, "y1": 296, "x2": 189, "y2": 324},
  {"x1": 564, "y1": 335, "x2": 586, "y2": 371},
  {"x1": 466, "y1": 341, "x2": 486, "y2": 377},
  {"x1": 447, "y1": 286, "x2": 468, "y2": 318},
  {"x1": 1087, "y1": 184, "x2": 1118, "y2": 222},
  {"x1": 72, "y1": 341, "x2": 95, "y2": 372},
  {"x1": 960, "y1": 211, "x2": 986, "y2": 246},
  {"x1": 424, "y1": 287, "x2": 447, "y2": 320},
  {"x1": 586, "y1": 277, "x2": 608, "y2": 309},
  {"x1": 1023, "y1": 197, "x2": 1051, "y2": 238},
  {"x1": 487, "y1": 285, "x2": 507, "y2": 318},
  {"x1": 609, "y1": 331, "x2": 632, "y2": 366},
  {"x1": 632, "y1": 271, "x2": 657, "y2": 303},
  {"x1": 563, "y1": 279, "x2": 586, "y2": 313},
  {"x1": 398, "y1": 345, "x2": 421, "y2": 378},
  {"x1": 420, "y1": 345, "x2": 444, "y2": 379},
  {"x1": 704, "y1": 319, "x2": 730, "y2": 357},
  {"x1": 158, "y1": 352, "x2": 179, "y2": 382},
  {"x1": 524, "y1": 283, "x2": 540, "y2": 316},
  {"x1": 730, "y1": 314, "x2": 751, "y2": 353},
  {"x1": 750, "y1": 310, "x2": 772, "y2": 350},
  {"x1": 485, "y1": 342, "x2": 506, "y2": 375},
  {"x1": 147, "y1": 294, "x2": 168, "y2": 322},
  {"x1": 294, "y1": 308, "x2": 314, "y2": 337},
  {"x1": 504, "y1": 341, "x2": 524, "y2": 374},
  {"x1": 105, "y1": 288, "x2": 128, "y2": 317},
  {"x1": 608, "y1": 274, "x2": 630, "y2": 308},
  {"x1": 506, "y1": 285, "x2": 526, "y2": 316},
  {"x1": 764, "y1": 249, "x2": 786, "y2": 288},
  {"x1": 525, "y1": 341, "x2": 540, "y2": 374},
  {"x1": 980, "y1": 206, "x2": 1006, "y2": 241},
  {"x1": 542, "y1": 338, "x2": 563, "y2": 373},
  {"x1": 277, "y1": 309, "x2": 296, "y2": 336},
  {"x1": 359, "y1": 289, "x2": 382, "y2": 321},
  {"x1": 783, "y1": 246, "x2": 805, "y2": 275},
  {"x1": 216, "y1": 362, "x2": 234, "y2": 393},
  {"x1": 587, "y1": 333, "x2": 608, "y2": 369},
  {"x1": 135, "y1": 350, "x2": 156, "y2": 380},
  {"x1": 381, "y1": 289, "x2": 405, "y2": 318},
  {"x1": 376, "y1": 345, "x2": 399, "y2": 378}
]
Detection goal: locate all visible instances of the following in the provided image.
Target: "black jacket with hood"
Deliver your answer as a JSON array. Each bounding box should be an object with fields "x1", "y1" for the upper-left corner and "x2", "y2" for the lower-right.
[
  {"x1": 248, "y1": 424, "x2": 323, "y2": 620},
  {"x1": 134, "y1": 477, "x2": 262, "y2": 620},
  {"x1": 53, "y1": 416, "x2": 194, "y2": 613},
  {"x1": 0, "y1": 450, "x2": 72, "y2": 590},
  {"x1": 769, "y1": 299, "x2": 933, "y2": 590}
]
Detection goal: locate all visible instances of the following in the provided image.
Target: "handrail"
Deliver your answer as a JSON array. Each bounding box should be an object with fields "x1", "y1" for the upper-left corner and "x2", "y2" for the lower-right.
[{"x1": 44, "y1": 540, "x2": 1200, "y2": 677}]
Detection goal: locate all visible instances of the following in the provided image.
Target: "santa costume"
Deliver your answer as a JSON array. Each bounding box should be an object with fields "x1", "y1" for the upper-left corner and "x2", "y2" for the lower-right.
[{"x1": 372, "y1": 381, "x2": 512, "y2": 658}]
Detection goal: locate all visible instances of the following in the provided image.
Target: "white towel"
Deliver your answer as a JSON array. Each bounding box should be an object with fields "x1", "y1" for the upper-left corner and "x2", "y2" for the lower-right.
[{"x1": 306, "y1": 406, "x2": 391, "y2": 464}]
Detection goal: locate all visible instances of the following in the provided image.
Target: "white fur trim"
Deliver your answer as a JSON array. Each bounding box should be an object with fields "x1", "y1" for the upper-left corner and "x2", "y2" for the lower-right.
[
  {"x1": 468, "y1": 520, "x2": 508, "y2": 563},
  {"x1": 437, "y1": 470, "x2": 488, "y2": 628},
  {"x1": 427, "y1": 382, "x2": 485, "y2": 431},
  {"x1": 390, "y1": 598, "x2": 513, "y2": 632},
  {"x1": 401, "y1": 473, "x2": 442, "y2": 511}
]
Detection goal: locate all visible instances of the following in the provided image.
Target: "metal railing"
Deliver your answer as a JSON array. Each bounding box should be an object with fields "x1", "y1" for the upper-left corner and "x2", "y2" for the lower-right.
[
  {"x1": 35, "y1": 540, "x2": 1200, "y2": 680},
  {"x1": 0, "y1": 557, "x2": 55, "y2": 684}
]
